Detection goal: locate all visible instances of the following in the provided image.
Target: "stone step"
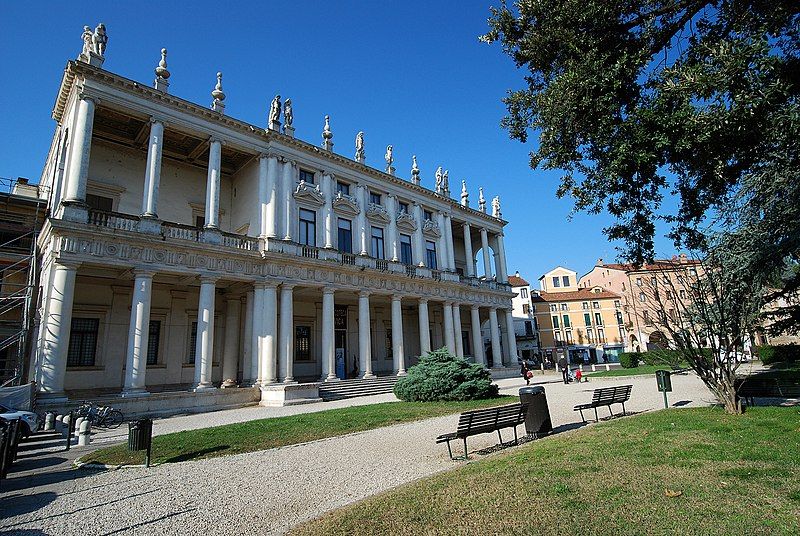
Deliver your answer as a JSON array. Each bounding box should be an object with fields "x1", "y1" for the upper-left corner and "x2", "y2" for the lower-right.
[{"x1": 318, "y1": 376, "x2": 400, "y2": 401}]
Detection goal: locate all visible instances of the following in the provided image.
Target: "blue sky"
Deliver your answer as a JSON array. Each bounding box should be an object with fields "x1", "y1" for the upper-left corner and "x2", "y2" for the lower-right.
[{"x1": 0, "y1": 1, "x2": 678, "y2": 283}]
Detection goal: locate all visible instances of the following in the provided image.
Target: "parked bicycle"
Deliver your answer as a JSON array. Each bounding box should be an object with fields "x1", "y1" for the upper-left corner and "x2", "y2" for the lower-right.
[{"x1": 75, "y1": 402, "x2": 124, "y2": 429}]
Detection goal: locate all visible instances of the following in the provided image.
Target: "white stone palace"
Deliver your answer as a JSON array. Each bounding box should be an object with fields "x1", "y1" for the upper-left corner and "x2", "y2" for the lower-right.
[{"x1": 29, "y1": 25, "x2": 516, "y2": 413}]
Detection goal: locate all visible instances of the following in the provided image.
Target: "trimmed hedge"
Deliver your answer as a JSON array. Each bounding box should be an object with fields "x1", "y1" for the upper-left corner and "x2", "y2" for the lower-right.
[
  {"x1": 758, "y1": 344, "x2": 800, "y2": 365},
  {"x1": 393, "y1": 348, "x2": 499, "y2": 402},
  {"x1": 619, "y1": 352, "x2": 640, "y2": 368},
  {"x1": 641, "y1": 349, "x2": 685, "y2": 368}
]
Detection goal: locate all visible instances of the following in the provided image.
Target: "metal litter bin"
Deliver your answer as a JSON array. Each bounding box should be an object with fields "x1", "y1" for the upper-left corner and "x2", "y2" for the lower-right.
[
  {"x1": 128, "y1": 418, "x2": 153, "y2": 467},
  {"x1": 519, "y1": 386, "x2": 553, "y2": 437}
]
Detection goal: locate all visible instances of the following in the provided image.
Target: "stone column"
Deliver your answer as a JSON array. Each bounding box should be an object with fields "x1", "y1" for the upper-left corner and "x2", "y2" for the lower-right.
[
  {"x1": 262, "y1": 282, "x2": 279, "y2": 384},
  {"x1": 122, "y1": 270, "x2": 154, "y2": 396},
  {"x1": 388, "y1": 195, "x2": 399, "y2": 262},
  {"x1": 194, "y1": 276, "x2": 217, "y2": 390},
  {"x1": 258, "y1": 154, "x2": 279, "y2": 239},
  {"x1": 322, "y1": 287, "x2": 337, "y2": 380},
  {"x1": 444, "y1": 213, "x2": 455, "y2": 271},
  {"x1": 221, "y1": 295, "x2": 241, "y2": 388},
  {"x1": 279, "y1": 284, "x2": 296, "y2": 382},
  {"x1": 141, "y1": 118, "x2": 165, "y2": 219},
  {"x1": 413, "y1": 202, "x2": 425, "y2": 267},
  {"x1": 480, "y1": 228, "x2": 493, "y2": 279},
  {"x1": 436, "y1": 212, "x2": 447, "y2": 270},
  {"x1": 282, "y1": 160, "x2": 296, "y2": 241},
  {"x1": 357, "y1": 184, "x2": 368, "y2": 255},
  {"x1": 391, "y1": 295, "x2": 406, "y2": 375},
  {"x1": 250, "y1": 284, "x2": 264, "y2": 384},
  {"x1": 470, "y1": 305, "x2": 486, "y2": 366},
  {"x1": 62, "y1": 95, "x2": 95, "y2": 221},
  {"x1": 443, "y1": 301, "x2": 456, "y2": 353},
  {"x1": 204, "y1": 138, "x2": 222, "y2": 229},
  {"x1": 462, "y1": 223, "x2": 475, "y2": 277},
  {"x1": 488, "y1": 307, "x2": 503, "y2": 368},
  {"x1": 504, "y1": 308, "x2": 519, "y2": 364},
  {"x1": 358, "y1": 291, "x2": 374, "y2": 378},
  {"x1": 452, "y1": 304, "x2": 464, "y2": 358},
  {"x1": 242, "y1": 291, "x2": 253, "y2": 384},
  {"x1": 418, "y1": 298, "x2": 431, "y2": 355},
  {"x1": 496, "y1": 233, "x2": 509, "y2": 283},
  {"x1": 38, "y1": 262, "x2": 79, "y2": 399},
  {"x1": 323, "y1": 173, "x2": 334, "y2": 249}
]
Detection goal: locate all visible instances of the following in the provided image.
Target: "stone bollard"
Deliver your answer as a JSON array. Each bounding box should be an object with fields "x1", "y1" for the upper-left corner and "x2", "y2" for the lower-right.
[
  {"x1": 540, "y1": 363, "x2": 545, "y2": 374},
  {"x1": 44, "y1": 412, "x2": 55, "y2": 431},
  {"x1": 74, "y1": 417, "x2": 85, "y2": 438},
  {"x1": 591, "y1": 364, "x2": 596, "y2": 372},
  {"x1": 55, "y1": 414, "x2": 63, "y2": 433},
  {"x1": 605, "y1": 364, "x2": 611, "y2": 371},
  {"x1": 78, "y1": 420, "x2": 91, "y2": 446},
  {"x1": 62, "y1": 414, "x2": 72, "y2": 438}
]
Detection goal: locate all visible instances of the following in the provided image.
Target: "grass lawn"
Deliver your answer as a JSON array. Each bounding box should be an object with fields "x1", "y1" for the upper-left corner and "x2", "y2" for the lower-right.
[
  {"x1": 78, "y1": 396, "x2": 515, "y2": 466},
  {"x1": 292, "y1": 407, "x2": 800, "y2": 536},
  {"x1": 588, "y1": 363, "x2": 687, "y2": 378}
]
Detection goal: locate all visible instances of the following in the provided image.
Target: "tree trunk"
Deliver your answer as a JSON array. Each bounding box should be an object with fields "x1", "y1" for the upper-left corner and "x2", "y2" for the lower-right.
[{"x1": 712, "y1": 378, "x2": 744, "y2": 415}]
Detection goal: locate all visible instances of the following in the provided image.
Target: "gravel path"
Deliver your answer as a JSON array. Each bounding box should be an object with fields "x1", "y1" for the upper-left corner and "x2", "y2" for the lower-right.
[{"x1": 1, "y1": 370, "x2": 718, "y2": 535}]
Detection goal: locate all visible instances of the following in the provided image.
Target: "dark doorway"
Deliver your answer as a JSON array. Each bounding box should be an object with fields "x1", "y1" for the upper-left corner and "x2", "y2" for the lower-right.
[{"x1": 334, "y1": 305, "x2": 348, "y2": 379}]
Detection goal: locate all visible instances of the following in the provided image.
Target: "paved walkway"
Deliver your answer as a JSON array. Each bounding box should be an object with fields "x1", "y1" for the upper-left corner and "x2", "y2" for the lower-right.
[{"x1": 1, "y1": 370, "x2": 718, "y2": 535}]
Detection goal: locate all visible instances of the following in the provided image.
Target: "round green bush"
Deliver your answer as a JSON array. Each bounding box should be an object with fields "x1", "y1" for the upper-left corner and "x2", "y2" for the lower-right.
[
  {"x1": 619, "y1": 352, "x2": 640, "y2": 368},
  {"x1": 393, "y1": 348, "x2": 499, "y2": 402}
]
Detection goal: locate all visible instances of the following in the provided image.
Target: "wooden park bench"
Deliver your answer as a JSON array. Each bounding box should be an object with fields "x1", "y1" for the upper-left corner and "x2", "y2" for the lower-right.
[
  {"x1": 736, "y1": 377, "x2": 800, "y2": 406},
  {"x1": 436, "y1": 403, "x2": 527, "y2": 460},
  {"x1": 573, "y1": 385, "x2": 632, "y2": 423}
]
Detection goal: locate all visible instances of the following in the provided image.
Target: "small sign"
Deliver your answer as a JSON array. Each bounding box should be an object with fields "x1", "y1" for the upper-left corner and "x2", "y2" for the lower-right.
[{"x1": 334, "y1": 305, "x2": 348, "y2": 330}]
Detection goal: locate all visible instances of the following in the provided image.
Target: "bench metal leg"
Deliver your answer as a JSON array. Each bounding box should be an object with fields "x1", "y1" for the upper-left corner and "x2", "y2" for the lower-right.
[
  {"x1": 594, "y1": 407, "x2": 599, "y2": 422},
  {"x1": 497, "y1": 429, "x2": 503, "y2": 445},
  {"x1": 446, "y1": 440, "x2": 453, "y2": 460},
  {"x1": 608, "y1": 405, "x2": 614, "y2": 416},
  {"x1": 463, "y1": 438, "x2": 468, "y2": 460},
  {"x1": 579, "y1": 409, "x2": 585, "y2": 423},
  {"x1": 513, "y1": 425, "x2": 519, "y2": 445},
  {"x1": 621, "y1": 402, "x2": 626, "y2": 415}
]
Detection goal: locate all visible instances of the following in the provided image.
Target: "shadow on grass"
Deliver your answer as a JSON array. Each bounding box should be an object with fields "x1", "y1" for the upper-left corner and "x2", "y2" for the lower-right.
[
  {"x1": 472, "y1": 421, "x2": 591, "y2": 457},
  {"x1": 162, "y1": 445, "x2": 230, "y2": 463},
  {"x1": 672, "y1": 400, "x2": 692, "y2": 407}
]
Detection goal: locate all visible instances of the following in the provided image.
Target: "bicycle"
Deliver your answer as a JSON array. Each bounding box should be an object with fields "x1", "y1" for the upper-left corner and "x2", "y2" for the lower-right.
[{"x1": 75, "y1": 402, "x2": 124, "y2": 429}]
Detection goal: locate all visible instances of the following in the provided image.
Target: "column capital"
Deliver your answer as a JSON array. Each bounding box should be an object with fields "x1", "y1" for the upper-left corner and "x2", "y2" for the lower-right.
[
  {"x1": 55, "y1": 259, "x2": 81, "y2": 270},
  {"x1": 471, "y1": 304, "x2": 480, "y2": 311},
  {"x1": 391, "y1": 294, "x2": 403, "y2": 303},
  {"x1": 443, "y1": 301, "x2": 453, "y2": 307},
  {"x1": 76, "y1": 91, "x2": 98, "y2": 104},
  {"x1": 199, "y1": 275, "x2": 219, "y2": 284},
  {"x1": 358, "y1": 290, "x2": 371, "y2": 299},
  {"x1": 132, "y1": 267, "x2": 156, "y2": 278},
  {"x1": 418, "y1": 297, "x2": 428, "y2": 305},
  {"x1": 280, "y1": 283, "x2": 297, "y2": 291},
  {"x1": 149, "y1": 116, "x2": 167, "y2": 127},
  {"x1": 322, "y1": 286, "x2": 336, "y2": 295}
]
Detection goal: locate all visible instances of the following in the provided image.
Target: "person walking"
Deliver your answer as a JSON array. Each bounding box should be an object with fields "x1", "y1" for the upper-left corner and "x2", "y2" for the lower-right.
[
  {"x1": 520, "y1": 362, "x2": 530, "y2": 385},
  {"x1": 558, "y1": 355, "x2": 569, "y2": 384}
]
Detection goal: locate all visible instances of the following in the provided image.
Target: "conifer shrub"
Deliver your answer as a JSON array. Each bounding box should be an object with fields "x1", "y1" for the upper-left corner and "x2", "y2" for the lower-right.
[
  {"x1": 618, "y1": 352, "x2": 640, "y2": 369},
  {"x1": 393, "y1": 348, "x2": 499, "y2": 402}
]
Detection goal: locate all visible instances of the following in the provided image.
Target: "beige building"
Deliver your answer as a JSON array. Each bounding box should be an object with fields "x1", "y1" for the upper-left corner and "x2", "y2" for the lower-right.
[{"x1": 532, "y1": 267, "x2": 626, "y2": 364}]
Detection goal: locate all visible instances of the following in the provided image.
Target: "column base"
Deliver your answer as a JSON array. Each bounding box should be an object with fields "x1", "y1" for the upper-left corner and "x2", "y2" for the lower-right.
[
  {"x1": 220, "y1": 379, "x2": 238, "y2": 388},
  {"x1": 200, "y1": 228, "x2": 222, "y2": 245},
  {"x1": 37, "y1": 391, "x2": 69, "y2": 404},
  {"x1": 60, "y1": 201, "x2": 89, "y2": 223},
  {"x1": 137, "y1": 216, "x2": 163, "y2": 235},
  {"x1": 121, "y1": 388, "x2": 150, "y2": 398},
  {"x1": 360, "y1": 373, "x2": 376, "y2": 380},
  {"x1": 396, "y1": 370, "x2": 407, "y2": 376},
  {"x1": 282, "y1": 378, "x2": 297, "y2": 384},
  {"x1": 193, "y1": 383, "x2": 217, "y2": 392}
]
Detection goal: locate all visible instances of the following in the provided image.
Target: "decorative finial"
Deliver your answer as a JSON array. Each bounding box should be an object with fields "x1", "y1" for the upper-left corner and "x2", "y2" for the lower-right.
[
  {"x1": 460, "y1": 180, "x2": 469, "y2": 207},
  {"x1": 322, "y1": 115, "x2": 334, "y2": 151},
  {"x1": 385, "y1": 145, "x2": 395, "y2": 175},
  {"x1": 211, "y1": 72, "x2": 225, "y2": 113},
  {"x1": 435, "y1": 167, "x2": 444, "y2": 195},
  {"x1": 283, "y1": 99, "x2": 295, "y2": 137},
  {"x1": 268, "y1": 95, "x2": 282, "y2": 131},
  {"x1": 154, "y1": 49, "x2": 171, "y2": 92},
  {"x1": 355, "y1": 131, "x2": 365, "y2": 163},
  {"x1": 492, "y1": 195, "x2": 502, "y2": 219},
  {"x1": 411, "y1": 156, "x2": 420, "y2": 185},
  {"x1": 478, "y1": 187, "x2": 486, "y2": 213}
]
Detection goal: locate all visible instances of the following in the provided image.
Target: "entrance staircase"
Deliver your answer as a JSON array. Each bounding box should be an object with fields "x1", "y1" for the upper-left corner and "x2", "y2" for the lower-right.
[{"x1": 318, "y1": 375, "x2": 399, "y2": 401}]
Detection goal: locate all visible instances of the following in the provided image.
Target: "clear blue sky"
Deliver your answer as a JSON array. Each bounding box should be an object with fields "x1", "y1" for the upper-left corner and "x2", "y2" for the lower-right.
[{"x1": 0, "y1": 1, "x2": 678, "y2": 283}]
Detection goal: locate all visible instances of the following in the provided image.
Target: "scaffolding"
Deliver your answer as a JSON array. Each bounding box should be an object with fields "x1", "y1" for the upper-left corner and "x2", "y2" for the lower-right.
[{"x1": 0, "y1": 177, "x2": 45, "y2": 387}]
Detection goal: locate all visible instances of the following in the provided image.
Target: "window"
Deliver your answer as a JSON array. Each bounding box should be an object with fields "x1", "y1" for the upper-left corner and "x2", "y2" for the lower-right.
[
  {"x1": 295, "y1": 326, "x2": 312, "y2": 361},
  {"x1": 663, "y1": 275, "x2": 670, "y2": 283},
  {"x1": 621, "y1": 282, "x2": 626, "y2": 291},
  {"x1": 188, "y1": 321, "x2": 198, "y2": 363},
  {"x1": 520, "y1": 288, "x2": 528, "y2": 299},
  {"x1": 86, "y1": 193, "x2": 113, "y2": 212},
  {"x1": 562, "y1": 275, "x2": 570, "y2": 287},
  {"x1": 533, "y1": 317, "x2": 539, "y2": 330},
  {"x1": 146, "y1": 320, "x2": 161, "y2": 365},
  {"x1": 549, "y1": 304, "x2": 557, "y2": 312},
  {"x1": 689, "y1": 267, "x2": 697, "y2": 276},
  {"x1": 299, "y1": 208, "x2": 316, "y2": 247},
  {"x1": 522, "y1": 304, "x2": 530, "y2": 315},
  {"x1": 614, "y1": 300, "x2": 620, "y2": 308},
  {"x1": 619, "y1": 326, "x2": 626, "y2": 340},
  {"x1": 562, "y1": 314, "x2": 570, "y2": 328},
  {"x1": 371, "y1": 226, "x2": 385, "y2": 259},
  {"x1": 425, "y1": 240, "x2": 437, "y2": 269},
  {"x1": 616, "y1": 311, "x2": 624, "y2": 325},
  {"x1": 565, "y1": 331, "x2": 573, "y2": 344},
  {"x1": 336, "y1": 181, "x2": 350, "y2": 195},
  {"x1": 639, "y1": 292, "x2": 646, "y2": 303},
  {"x1": 592, "y1": 301, "x2": 600, "y2": 309},
  {"x1": 594, "y1": 312, "x2": 603, "y2": 326},
  {"x1": 582, "y1": 302, "x2": 588, "y2": 310},
  {"x1": 525, "y1": 321, "x2": 533, "y2": 336},
  {"x1": 643, "y1": 310, "x2": 651, "y2": 325},
  {"x1": 554, "y1": 330, "x2": 563, "y2": 343},
  {"x1": 560, "y1": 303, "x2": 568, "y2": 311},
  {"x1": 337, "y1": 218, "x2": 352, "y2": 253},
  {"x1": 552, "y1": 276, "x2": 561, "y2": 288},
  {"x1": 584, "y1": 313, "x2": 591, "y2": 326},
  {"x1": 424, "y1": 209, "x2": 433, "y2": 221},
  {"x1": 400, "y1": 234, "x2": 413, "y2": 265},
  {"x1": 679, "y1": 289, "x2": 686, "y2": 300},
  {"x1": 386, "y1": 328, "x2": 393, "y2": 359},
  {"x1": 587, "y1": 328, "x2": 595, "y2": 343},
  {"x1": 597, "y1": 328, "x2": 605, "y2": 342},
  {"x1": 195, "y1": 215, "x2": 205, "y2": 228},
  {"x1": 67, "y1": 318, "x2": 99, "y2": 367},
  {"x1": 369, "y1": 192, "x2": 382, "y2": 205},
  {"x1": 299, "y1": 169, "x2": 315, "y2": 184},
  {"x1": 552, "y1": 315, "x2": 559, "y2": 329},
  {"x1": 657, "y1": 310, "x2": 667, "y2": 323},
  {"x1": 636, "y1": 277, "x2": 642, "y2": 287},
  {"x1": 665, "y1": 291, "x2": 672, "y2": 300},
  {"x1": 651, "y1": 276, "x2": 657, "y2": 286},
  {"x1": 399, "y1": 201, "x2": 410, "y2": 214}
]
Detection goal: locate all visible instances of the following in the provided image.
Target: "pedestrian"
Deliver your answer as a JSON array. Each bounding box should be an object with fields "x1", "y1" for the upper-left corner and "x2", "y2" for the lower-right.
[
  {"x1": 575, "y1": 368, "x2": 582, "y2": 383},
  {"x1": 520, "y1": 362, "x2": 530, "y2": 385},
  {"x1": 558, "y1": 355, "x2": 569, "y2": 384}
]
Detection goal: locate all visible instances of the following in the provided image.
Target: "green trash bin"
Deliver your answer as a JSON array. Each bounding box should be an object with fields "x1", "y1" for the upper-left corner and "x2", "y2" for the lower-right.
[
  {"x1": 128, "y1": 418, "x2": 153, "y2": 466},
  {"x1": 655, "y1": 370, "x2": 672, "y2": 392}
]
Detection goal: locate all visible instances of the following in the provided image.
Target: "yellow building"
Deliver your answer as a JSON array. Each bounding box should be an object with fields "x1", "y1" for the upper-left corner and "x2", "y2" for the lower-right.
[{"x1": 532, "y1": 267, "x2": 626, "y2": 364}]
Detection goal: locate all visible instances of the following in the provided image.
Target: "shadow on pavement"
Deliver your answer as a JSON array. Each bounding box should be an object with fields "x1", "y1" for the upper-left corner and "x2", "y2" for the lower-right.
[
  {"x1": 97, "y1": 507, "x2": 197, "y2": 536},
  {"x1": 0, "y1": 491, "x2": 58, "y2": 518}
]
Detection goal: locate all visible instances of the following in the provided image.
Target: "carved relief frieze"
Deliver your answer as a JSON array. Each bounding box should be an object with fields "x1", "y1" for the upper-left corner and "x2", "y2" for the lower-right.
[
  {"x1": 396, "y1": 212, "x2": 418, "y2": 232},
  {"x1": 422, "y1": 219, "x2": 441, "y2": 238},
  {"x1": 366, "y1": 203, "x2": 391, "y2": 224},
  {"x1": 332, "y1": 192, "x2": 360, "y2": 217},
  {"x1": 293, "y1": 181, "x2": 325, "y2": 207}
]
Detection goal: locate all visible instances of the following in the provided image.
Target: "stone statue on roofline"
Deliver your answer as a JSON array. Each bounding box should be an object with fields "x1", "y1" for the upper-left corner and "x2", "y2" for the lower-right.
[
  {"x1": 461, "y1": 180, "x2": 469, "y2": 207},
  {"x1": 283, "y1": 99, "x2": 293, "y2": 127},
  {"x1": 355, "y1": 131, "x2": 365, "y2": 163},
  {"x1": 411, "y1": 155, "x2": 420, "y2": 185},
  {"x1": 442, "y1": 170, "x2": 450, "y2": 196},
  {"x1": 385, "y1": 145, "x2": 395, "y2": 175},
  {"x1": 92, "y1": 23, "x2": 108, "y2": 56},
  {"x1": 492, "y1": 195, "x2": 502, "y2": 219},
  {"x1": 81, "y1": 26, "x2": 93, "y2": 57},
  {"x1": 478, "y1": 187, "x2": 486, "y2": 213},
  {"x1": 435, "y1": 166, "x2": 443, "y2": 194},
  {"x1": 268, "y1": 95, "x2": 282, "y2": 130}
]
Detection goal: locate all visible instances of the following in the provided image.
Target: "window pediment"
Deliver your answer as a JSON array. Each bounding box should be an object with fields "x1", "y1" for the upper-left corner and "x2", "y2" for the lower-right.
[
  {"x1": 422, "y1": 219, "x2": 441, "y2": 238},
  {"x1": 293, "y1": 180, "x2": 324, "y2": 207},
  {"x1": 396, "y1": 211, "x2": 418, "y2": 232},
  {"x1": 333, "y1": 192, "x2": 360, "y2": 216},
  {"x1": 366, "y1": 202, "x2": 391, "y2": 224}
]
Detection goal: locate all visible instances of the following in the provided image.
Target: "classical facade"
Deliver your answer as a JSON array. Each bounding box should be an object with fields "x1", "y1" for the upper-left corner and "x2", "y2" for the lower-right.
[
  {"x1": 507, "y1": 272, "x2": 538, "y2": 362},
  {"x1": 27, "y1": 26, "x2": 516, "y2": 411},
  {"x1": 532, "y1": 267, "x2": 626, "y2": 364}
]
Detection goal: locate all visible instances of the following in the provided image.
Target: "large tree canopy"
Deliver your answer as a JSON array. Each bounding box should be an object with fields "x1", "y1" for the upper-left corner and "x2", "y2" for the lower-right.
[{"x1": 483, "y1": 0, "x2": 799, "y2": 330}]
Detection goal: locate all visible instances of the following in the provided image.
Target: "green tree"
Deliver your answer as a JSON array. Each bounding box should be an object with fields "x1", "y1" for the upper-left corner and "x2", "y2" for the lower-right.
[{"x1": 482, "y1": 1, "x2": 800, "y2": 330}]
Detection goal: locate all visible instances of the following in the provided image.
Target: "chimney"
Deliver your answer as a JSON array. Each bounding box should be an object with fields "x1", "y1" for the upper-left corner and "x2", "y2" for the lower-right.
[
  {"x1": 597, "y1": 258, "x2": 604, "y2": 266},
  {"x1": 679, "y1": 253, "x2": 688, "y2": 263},
  {"x1": 17, "y1": 177, "x2": 28, "y2": 185},
  {"x1": 515, "y1": 270, "x2": 520, "y2": 278}
]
